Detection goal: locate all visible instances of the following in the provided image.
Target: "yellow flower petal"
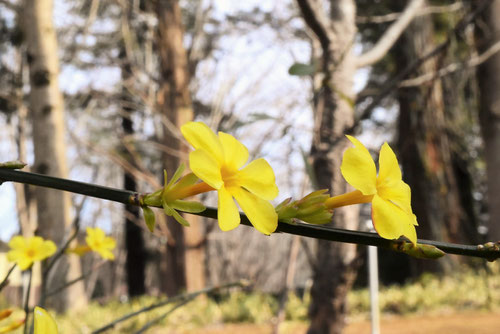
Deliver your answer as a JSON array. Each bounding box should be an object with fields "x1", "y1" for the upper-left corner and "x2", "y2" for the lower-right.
[
  {"x1": 233, "y1": 188, "x2": 278, "y2": 235},
  {"x1": 218, "y1": 132, "x2": 249, "y2": 170},
  {"x1": 217, "y1": 186, "x2": 240, "y2": 231},
  {"x1": 8, "y1": 236, "x2": 25, "y2": 250},
  {"x1": 341, "y1": 135, "x2": 377, "y2": 195},
  {"x1": 377, "y1": 142, "x2": 402, "y2": 188},
  {"x1": 181, "y1": 122, "x2": 224, "y2": 163},
  {"x1": 372, "y1": 195, "x2": 417, "y2": 245},
  {"x1": 377, "y1": 180, "x2": 413, "y2": 216},
  {"x1": 34, "y1": 306, "x2": 58, "y2": 334},
  {"x1": 6, "y1": 249, "x2": 23, "y2": 263},
  {"x1": 35, "y1": 240, "x2": 57, "y2": 261},
  {"x1": 238, "y1": 158, "x2": 279, "y2": 200},
  {"x1": 97, "y1": 249, "x2": 115, "y2": 260},
  {"x1": 189, "y1": 149, "x2": 224, "y2": 189},
  {"x1": 18, "y1": 258, "x2": 34, "y2": 271},
  {"x1": 86, "y1": 227, "x2": 116, "y2": 261}
]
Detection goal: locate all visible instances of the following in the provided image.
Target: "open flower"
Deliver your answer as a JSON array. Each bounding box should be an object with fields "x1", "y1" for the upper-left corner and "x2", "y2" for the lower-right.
[
  {"x1": 0, "y1": 309, "x2": 24, "y2": 334},
  {"x1": 181, "y1": 122, "x2": 279, "y2": 234},
  {"x1": 7, "y1": 236, "x2": 56, "y2": 270},
  {"x1": 85, "y1": 227, "x2": 116, "y2": 260},
  {"x1": 326, "y1": 136, "x2": 418, "y2": 245},
  {"x1": 34, "y1": 307, "x2": 58, "y2": 334}
]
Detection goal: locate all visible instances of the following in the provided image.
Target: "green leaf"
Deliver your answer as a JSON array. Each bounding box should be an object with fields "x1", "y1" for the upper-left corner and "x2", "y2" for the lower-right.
[
  {"x1": 288, "y1": 62, "x2": 316, "y2": 76},
  {"x1": 170, "y1": 209, "x2": 190, "y2": 227},
  {"x1": 142, "y1": 206, "x2": 156, "y2": 232},
  {"x1": 248, "y1": 113, "x2": 276, "y2": 121},
  {"x1": 169, "y1": 173, "x2": 199, "y2": 193},
  {"x1": 167, "y1": 164, "x2": 186, "y2": 188},
  {"x1": 171, "y1": 200, "x2": 206, "y2": 213},
  {"x1": 0, "y1": 161, "x2": 27, "y2": 169},
  {"x1": 163, "y1": 203, "x2": 190, "y2": 227}
]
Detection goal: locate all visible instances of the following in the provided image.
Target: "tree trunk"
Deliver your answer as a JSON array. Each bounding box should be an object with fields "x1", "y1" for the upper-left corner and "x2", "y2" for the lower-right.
[
  {"x1": 474, "y1": 0, "x2": 500, "y2": 242},
  {"x1": 299, "y1": 1, "x2": 360, "y2": 333},
  {"x1": 394, "y1": 0, "x2": 466, "y2": 263},
  {"x1": 120, "y1": 34, "x2": 147, "y2": 296},
  {"x1": 23, "y1": 0, "x2": 86, "y2": 311},
  {"x1": 156, "y1": 0, "x2": 205, "y2": 296}
]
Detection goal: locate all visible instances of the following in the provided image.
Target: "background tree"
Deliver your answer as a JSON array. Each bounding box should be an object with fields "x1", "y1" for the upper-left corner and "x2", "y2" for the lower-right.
[
  {"x1": 155, "y1": 0, "x2": 205, "y2": 295},
  {"x1": 295, "y1": 0, "x2": 423, "y2": 333},
  {"x1": 23, "y1": 0, "x2": 86, "y2": 310},
  {"x1": 474, "y1": 0, "x2": 500, "y2": 242}
]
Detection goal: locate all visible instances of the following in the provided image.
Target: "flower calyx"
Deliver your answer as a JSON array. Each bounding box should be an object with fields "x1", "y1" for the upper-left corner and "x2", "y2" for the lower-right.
[
  {"x1": 141, "y1": 164, "x2": 207, "y2": 231},
  {"x1": 276, "y1": 189, "x2": 333, "y2": 225}
]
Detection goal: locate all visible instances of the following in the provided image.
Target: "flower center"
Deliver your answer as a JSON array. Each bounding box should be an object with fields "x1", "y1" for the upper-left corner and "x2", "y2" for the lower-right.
[
  {"x1": 26, "y1": 248, "x2": 35, "y2": 258},
  {"x1": 220, "y1": 165, "x2": 240, "y2": 189}
]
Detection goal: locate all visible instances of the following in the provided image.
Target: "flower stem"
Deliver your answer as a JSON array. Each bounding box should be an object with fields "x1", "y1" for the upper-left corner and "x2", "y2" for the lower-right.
[
  {"x1": 1, "y1": 169, "x2": 499, "y2": 261},
  {"x1": 325, "y1": 190, "x2": 373, "y2": 209}
]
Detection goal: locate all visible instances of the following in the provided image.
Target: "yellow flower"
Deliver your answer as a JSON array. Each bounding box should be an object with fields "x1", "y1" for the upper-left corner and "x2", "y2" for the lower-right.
[
  {"x1": 181, "y1": 122, "x2": 279, "y2": 234},
  {"x1": 7, "y1": 236, "x2": 56, "y2": 270},
  {"x1": 0, "y1": 309, "x2": 24, "y2": 334},
  {"x1": 34, "y1": 307, "x2": 58, "y2": 334},
  {"x1": 85, "y1": 227, "x2": 116, "y2": 260},
  {"x1": 326, "y1": 136, "x2": 418, "y2": 245}
]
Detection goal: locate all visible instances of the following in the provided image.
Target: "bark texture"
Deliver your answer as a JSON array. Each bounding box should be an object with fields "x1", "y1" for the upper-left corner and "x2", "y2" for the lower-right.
[
  {"x1": 120, "y1": 41, "x2": 146, "y2": 296},
  {"x1": 297, "y1": 1, "x2": 360, "y2": 333},
  {"x1": 474, "y1": 0, "x2": 500, "y2": 241},
  {"x1": 156, "y1": 0, "x2": 205, "y2": 295},
  {"x1": 24, "y1": 0, "x2": 86, "y2": 311},
  {"x1": 395, "y1": 0, "x2": 469, "y2": 257}
]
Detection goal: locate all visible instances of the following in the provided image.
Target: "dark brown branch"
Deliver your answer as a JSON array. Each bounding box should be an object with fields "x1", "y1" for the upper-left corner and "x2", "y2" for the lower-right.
[{"x1": 296, "y1": 0, "x2": 332, "y2": 50}]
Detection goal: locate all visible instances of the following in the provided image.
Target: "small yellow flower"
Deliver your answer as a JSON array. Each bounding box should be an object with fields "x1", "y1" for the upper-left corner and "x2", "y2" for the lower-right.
[
  {"x1": 7, "y1": 236, "x2": 56, "y2": 270},
  {"x1": 0, "y1": 309, "x2": 24, "y2": 334},
  {"x1": 326, "y1": 136, "x2": 418, "y2": 245},
  {"x1": 85, "y1": 227, "x2": 116, "y2": 260},
  {"x1": 181, "y1": 122, "x2": 279, "y2": 234},
  {"x1": 34, "y1": 307, "x2": 58, "y2": 334}
]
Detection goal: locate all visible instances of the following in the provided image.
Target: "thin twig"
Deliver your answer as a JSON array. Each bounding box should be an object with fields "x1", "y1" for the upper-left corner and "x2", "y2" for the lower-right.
[
  {"x1": 1, "y1": 169, "x2": 499, "y2": 260},
  {"x1": 0, "y1": 264, "x2": 16, "y2": 292},
  {"x1": 91, "y1": 281, "x2": 246, "y2": 334},
  {"x1": 22, "y1": 268, "x2": 32, "y2": 334},
  {"x1": 40, "y1": 197, "x2": 87, "y2": 305},
  {"x1": 44, "y1": 261, "x2": 106, "y2": 299},
  {"x1": 133, "y1": 298, "x2": 196, "y2": 334}
]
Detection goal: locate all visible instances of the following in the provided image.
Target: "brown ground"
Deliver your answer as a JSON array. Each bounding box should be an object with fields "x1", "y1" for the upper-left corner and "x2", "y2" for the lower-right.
[{"x1": 171, "y1": 311, "x2": 500, "y2": 334}]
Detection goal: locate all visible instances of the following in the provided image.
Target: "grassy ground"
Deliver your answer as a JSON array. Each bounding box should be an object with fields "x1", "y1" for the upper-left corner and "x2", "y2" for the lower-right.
[{"x1": 2, "y1": 263, "x2": 499, "y2": 333}]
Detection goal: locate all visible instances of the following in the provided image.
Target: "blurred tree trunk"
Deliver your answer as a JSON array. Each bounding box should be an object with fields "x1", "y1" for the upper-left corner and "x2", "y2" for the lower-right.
[
  {"x1": 23, "y1": 0, "x2": 86, "y2": 311},
  {"x1": 156, "y1": 0, "x2": 205, "y2": 296},
  {"x1": 120, "y1": 7, "x2": 146, "y2": 296},
  {"x1": 297, "y1": 0, "x2": 423, "y2": 332},
  {"x1": 394, "y1": 0, "x2": 466, "y2": 263},
  {"x1": 474, "y1": 0, "x2": 500, "y2": 241},
  {"x1": 297, "y1": 1, "x2": 359, "y2": 333}
]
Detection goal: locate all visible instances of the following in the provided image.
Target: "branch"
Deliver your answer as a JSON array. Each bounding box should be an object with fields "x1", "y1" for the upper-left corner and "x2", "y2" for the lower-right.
[
  {"x1": 295, "y1": 0, "x2": 333, "y2": 50},
  {"x1": 349, "y1": 0, "x2": 492, "y2": 134},
  {"x1": 0, "y1": 264, "x2": 16, "y2": 292},
  {"x1": 356, "y1": 2, "x2": 463, "y2": 24},
  {"x1": 1, "y1": 169, "x2": 499, "y2": 260},
  {"x1": 0, "y1": 0, "x2": 19, "y2": 12},
  {"x1": 400, "y1": 39, "x2": 500, "y2": 87},
  {"x1": 355, "y1": 0, "x2": 425, "y2": 68}
]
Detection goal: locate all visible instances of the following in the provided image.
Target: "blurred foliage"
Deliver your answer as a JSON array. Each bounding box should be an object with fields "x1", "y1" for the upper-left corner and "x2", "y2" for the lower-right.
[{"x1": 1, "y1": 264, "x2": 498, "y2": 333}]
